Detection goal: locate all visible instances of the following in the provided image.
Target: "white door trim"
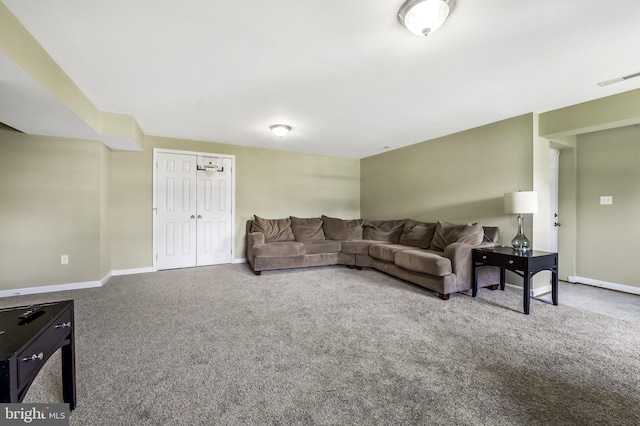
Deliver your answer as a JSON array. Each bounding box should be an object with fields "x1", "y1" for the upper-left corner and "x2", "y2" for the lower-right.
[
  {"x1": 153, "y1": 148, "x2": 236, "y2": 271},
  {"x1": 549, "y1": 148, "x2": 560, "y2": 252}
]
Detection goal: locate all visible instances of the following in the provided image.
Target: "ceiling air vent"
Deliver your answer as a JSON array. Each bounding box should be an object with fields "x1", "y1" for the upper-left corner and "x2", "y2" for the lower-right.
[{"x1": 597, "y1": 71, "x2": 640, "y2": 87}]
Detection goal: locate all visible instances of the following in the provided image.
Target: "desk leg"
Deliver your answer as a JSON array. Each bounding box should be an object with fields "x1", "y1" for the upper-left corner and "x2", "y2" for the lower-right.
[
  {"x1": 61, "y1": 342, "x2": 76, "y2": 410},
  {"x1": 523, "y1": 273, "x2": 531, "y2": 315},
  {"x1": 472, "y1": 264, "x2": 478, "y2": 297},
  {"x1": 552, "y1": 269, "x2": 559, "y2": 306},
  {"x1": 499, "y1": 268, "x2": 506, "y2": 291}
]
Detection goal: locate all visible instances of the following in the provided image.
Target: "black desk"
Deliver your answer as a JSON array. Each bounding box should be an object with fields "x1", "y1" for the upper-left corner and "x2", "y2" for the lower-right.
[
  {"x1": 472, "y1": 247, "x2": 558, "y2": 315},
  {"x1": 0, "y1": 300, "x2": 76, "y2": 409}
]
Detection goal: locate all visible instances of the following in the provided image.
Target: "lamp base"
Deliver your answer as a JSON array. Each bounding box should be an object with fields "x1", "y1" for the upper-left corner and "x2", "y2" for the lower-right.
[
  {"x1": 511, "y1": 233, "x2": 531, "y2": 251},
  {"x1": 511, "y1": 214, "x2": 531, "y2": 251}
]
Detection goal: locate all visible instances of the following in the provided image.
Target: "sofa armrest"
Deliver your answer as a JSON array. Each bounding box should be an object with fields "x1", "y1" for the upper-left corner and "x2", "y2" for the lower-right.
[
  {"x1": 246, "y1": 231, "x2": 265, "y2": 268},
  {"x1": 250, "y1": 232, "x2": 265, "y2": 246},
  {"x1": 443, "y1": 242, "x2": 474, "y2": 291},
  {"x1": 476, "y1": 241, "x2": 497, "y2": 249}
]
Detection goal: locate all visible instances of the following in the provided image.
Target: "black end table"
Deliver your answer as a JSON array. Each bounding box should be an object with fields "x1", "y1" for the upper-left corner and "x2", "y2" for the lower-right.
[
  {"x1": 472, "y1": 246, "x2": 558, "y2": 315},
  {"x1": 0, "y1": 300, "x2": 76, "y2": 409}
]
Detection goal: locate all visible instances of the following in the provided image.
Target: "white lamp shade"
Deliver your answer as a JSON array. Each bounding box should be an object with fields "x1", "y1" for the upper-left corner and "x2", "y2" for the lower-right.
[
  {"x1": 504, "y1": 191, "x2": 538, "y2": 214},
  {"x1": 398, "y1": 0, "x2": 454, "y2": 36}
]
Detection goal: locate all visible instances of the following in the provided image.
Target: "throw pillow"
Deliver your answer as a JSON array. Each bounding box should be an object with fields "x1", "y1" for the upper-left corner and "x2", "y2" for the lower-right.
[
  {"x1": 252, "y1": 215, "x2": 295, "y2": 242},
  {"x1": 399, "y1": 220, "x2": 437, "y2": 248},
  {"x1": 430, "y1": 221, "x2": 484, "y2": 251},
  {"x1": 363, "y1": 219, "x2": 407, "y2": 242},
  {"x1": 321, "y1": 215, "x2": 364, "y2": 241},
  {"x1": 290, "y1": 216, "x2": 325, "y2": 241},
  {"x1": 482, "y1": 226, "x2": 501, "y2": 244}
]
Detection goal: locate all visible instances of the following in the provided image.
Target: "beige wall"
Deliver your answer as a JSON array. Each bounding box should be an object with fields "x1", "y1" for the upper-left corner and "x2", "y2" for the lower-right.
[
  {"x1": 0, "y1": 129, "x2": 107, "y2": 290},
  {"x1": 110, "y1": 148, "x2": 151, "y2": 270},
  {"x1": 1, "y1": 130, "x2": 360, "y2": 289},
  {"x1": 4, "y1": 90, "x2": 640, "y2": 293},
  {"x1": 2, "y1": 2, "x2": 640, "y2": 294},
  {"x1": 576, "y1": 125, "x2": 640, "y2": 288},
  {"x1": 110, "y1": 136, "x2": 361, "y2": 271},
  {"x1": 99, "y1": 143, "x2": 111, "y2": 278},
  {"x1": 361, "y1": 114, "x2": 536, "y2": 245},
  {"x1": 539, "y1": 88, "x2": 640, "y2": 138}
]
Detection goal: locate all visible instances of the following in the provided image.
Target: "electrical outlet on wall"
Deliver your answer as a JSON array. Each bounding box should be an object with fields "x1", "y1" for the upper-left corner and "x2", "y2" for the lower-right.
[
  {"x1": 61, "y1": 255, "x2": 69, "y2": 264},
  {"x1": 600, "y1": 196, "x2": 613, "y2": 205}
]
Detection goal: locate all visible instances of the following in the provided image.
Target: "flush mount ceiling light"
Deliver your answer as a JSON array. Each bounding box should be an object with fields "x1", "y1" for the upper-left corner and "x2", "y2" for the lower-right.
[
  {"x1": 270, "y1": 124, "x2": 291, "y2": 138},
  {"x1": 398, "y1": 0, "x2": 456, "y2": 36}
]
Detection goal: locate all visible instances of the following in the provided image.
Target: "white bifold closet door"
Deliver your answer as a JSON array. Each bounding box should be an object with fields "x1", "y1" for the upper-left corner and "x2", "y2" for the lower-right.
[{"x1": 156, "y1": 153, "x2": 232, "y2": 270}]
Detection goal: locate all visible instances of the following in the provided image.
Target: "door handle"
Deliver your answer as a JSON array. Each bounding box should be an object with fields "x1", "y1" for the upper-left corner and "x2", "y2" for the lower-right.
[
  {"x1": 191, "y1": 215, "x2": 196, "y2": 219},
  {"x1": 22, "y1": 352, "x2": 44, "y2": 362},
  {"x1": 554, "y1": 222, "x2": 561, "y2": 227},
  {"x1": 197, "y1": 215, "x2": 202, "y2": 219}
]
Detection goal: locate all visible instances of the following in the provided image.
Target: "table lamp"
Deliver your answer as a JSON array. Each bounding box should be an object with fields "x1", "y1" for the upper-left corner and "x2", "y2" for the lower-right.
[{"x1": 504, "y1": 191, "x2": 538, "y2": 251}]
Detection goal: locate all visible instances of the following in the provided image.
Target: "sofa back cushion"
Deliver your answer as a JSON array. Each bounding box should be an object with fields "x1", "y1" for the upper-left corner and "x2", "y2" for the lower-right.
[
  {"x1": 399, "y1": 220, "x2": 437, "y2": 248},
  {"x1": 430, "y1": 221, "x2": 484, "y2": 250},
  {"x1": 290, "y1": 216, "x2": 325, "y2": 241},
  {"x1": 251, "y1": 215, "x2": 295, "y2": 242},
  {"x1": 363, "y1": 219, "x2": 406, "y2": 242},
  {"x1": 321, "y1": 215, "x2": 363, "y2": 241}
]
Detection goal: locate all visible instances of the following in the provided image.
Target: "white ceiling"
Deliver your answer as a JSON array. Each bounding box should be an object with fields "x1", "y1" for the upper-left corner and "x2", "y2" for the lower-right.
[{"x1": 3, "y1": 0, "x2": 640, "y2": 158}]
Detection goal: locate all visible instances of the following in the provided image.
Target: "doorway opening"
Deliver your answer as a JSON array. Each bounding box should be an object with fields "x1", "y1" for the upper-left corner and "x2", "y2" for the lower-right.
[{"x1": 550, "y1": 141, "x2": 577, "y2": 281}]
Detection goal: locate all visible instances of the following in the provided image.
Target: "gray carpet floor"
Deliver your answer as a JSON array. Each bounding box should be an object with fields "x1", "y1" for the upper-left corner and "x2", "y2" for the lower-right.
[{"x1": 1, "y1": 264, "x2": 639, "y2": 425}]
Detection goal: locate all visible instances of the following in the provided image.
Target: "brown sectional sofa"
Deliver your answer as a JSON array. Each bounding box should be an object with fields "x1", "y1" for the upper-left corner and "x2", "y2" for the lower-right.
[{"x1": 246, "y1": 215, "x2": 501, "y2": 300}]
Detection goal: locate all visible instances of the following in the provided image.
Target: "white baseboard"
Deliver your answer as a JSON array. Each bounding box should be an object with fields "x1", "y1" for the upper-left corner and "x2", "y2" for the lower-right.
[
  {"x1": 0, "y1": 268, "x2": 146, "y2": 298},
  {"x1": 112, "y1": 267, "x2": 155, "y2": 276},
  {"x1": 504, "y1": 283, "x2": 551, "y2": 297},
  {"x1": 0, "y1": 277, "x2": 107, "y2": 298},
  {"x1": 0, "y1": 262, "x2": 250, "y2": 298},
  {"x1": 532, "y1": 284, "x2": 552, "y2": 297},
  {"x1": 568, "y1": 276, "x2": 640, "y2": 296}
]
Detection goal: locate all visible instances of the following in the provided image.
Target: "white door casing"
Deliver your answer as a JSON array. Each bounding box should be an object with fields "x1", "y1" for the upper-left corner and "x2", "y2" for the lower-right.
[
  {"x1": 154, "y1": 149, "x2": 235, "y2": 270},
  {"x1": 156, "y1": 153, "x2": 197, "y2": 269},
  {"x1": 549, "y1": 148, "x2": 560, "y2": 252}
]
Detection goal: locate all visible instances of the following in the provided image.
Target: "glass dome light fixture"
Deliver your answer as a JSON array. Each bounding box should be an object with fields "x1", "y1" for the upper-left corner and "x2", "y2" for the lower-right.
[
  {"x1": 270, "y1": 124, "x2": 292, "y2": 138},
  {"x1": 398, "y1": 0, "x2": 456, "y2": 37}
]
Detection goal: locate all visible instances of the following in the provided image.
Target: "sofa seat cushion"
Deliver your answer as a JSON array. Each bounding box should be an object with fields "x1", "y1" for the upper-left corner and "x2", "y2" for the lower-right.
[
  {"x1": 303, "y1": 240, "x2": 341, "y2": 255},
  {"x1": 253, "y1": 241, "x2": 305, "y2": 257},
  {"x1": 369, "y1": 244, "x2": 413, "y2": 262},
  {"x1": 394, "y1": 250, "x2": 452, "y2": 276},
  {"x1": 340, "y1": 240, "x2": 379, "y2": 255}
]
